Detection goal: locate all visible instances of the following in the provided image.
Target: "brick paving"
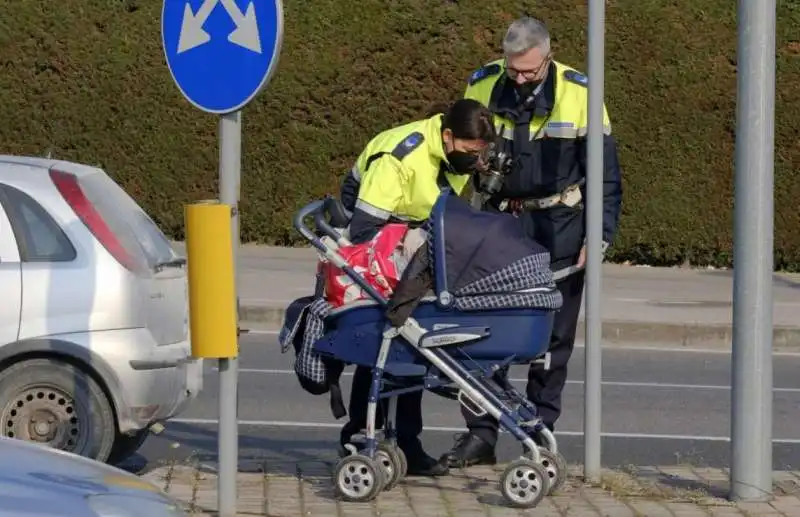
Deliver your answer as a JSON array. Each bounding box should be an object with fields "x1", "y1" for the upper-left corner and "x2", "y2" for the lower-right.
[{"x1": 139, "y1": 460, "x2": 800, "y2": 516}]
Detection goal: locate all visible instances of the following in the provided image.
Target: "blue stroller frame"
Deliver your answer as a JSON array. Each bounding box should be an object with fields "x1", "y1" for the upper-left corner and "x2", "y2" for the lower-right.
[{"x1": 291, "y1": 190, "x2": 567, "y2": 509}]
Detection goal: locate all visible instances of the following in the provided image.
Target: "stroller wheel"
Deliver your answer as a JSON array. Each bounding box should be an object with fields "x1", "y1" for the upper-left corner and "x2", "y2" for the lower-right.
[
  {"x1": 499, "y1": 459, "x2": 549, "y2": 509},
  {"x1": 386, "y1": 442, "x2": 408, "y2": 481},
  {"x1": 376, "y1": 443, "x2": 404, "y2": 491},
  {"x1": 333, "y1": 454, "x2": 384, "y2": 502},
  {"x1": 537, "y1": 448, "x2": 568, "y2": 495}
]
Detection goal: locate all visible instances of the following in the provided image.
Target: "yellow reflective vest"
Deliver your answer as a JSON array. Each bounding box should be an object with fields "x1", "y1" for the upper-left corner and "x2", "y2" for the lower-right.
[
  {"x1": 464, "y1": 59, "x2": 611, "y2": 145},
  {"x1": 349, "y1": 113, "x2": 470, "y2": 223}
]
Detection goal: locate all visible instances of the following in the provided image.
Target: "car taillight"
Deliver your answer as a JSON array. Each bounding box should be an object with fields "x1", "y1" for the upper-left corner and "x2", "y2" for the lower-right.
[{"x1": 49, "y1": 168, "x2": 138, "y2": 272}]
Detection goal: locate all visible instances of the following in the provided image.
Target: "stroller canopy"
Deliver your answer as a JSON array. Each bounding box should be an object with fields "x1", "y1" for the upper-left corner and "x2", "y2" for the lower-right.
[
  {"x1": 427, "y1": 190, "x2": 554, "y2": 299},
  {"x1": 385, "y1": 190, "x2": 562, "y2": 326}
]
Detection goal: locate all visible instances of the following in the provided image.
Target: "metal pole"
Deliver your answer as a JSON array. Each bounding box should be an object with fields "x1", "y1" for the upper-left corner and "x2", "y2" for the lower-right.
[
  {"x1": 218, "y1": 111, "x2": 241, "y2": 516},
  {"x1": 730, "y1": 0, "x2": 775, "y2": 502},
  {"x1": 583, "y1": 0, "x2": 604, "y2": 482}
]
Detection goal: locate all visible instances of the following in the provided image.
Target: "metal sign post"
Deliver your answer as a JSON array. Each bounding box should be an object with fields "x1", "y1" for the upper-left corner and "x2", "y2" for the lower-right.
[
  {"x1": 730, "y1": 0, "x2": 776, "y2": 502},
  {"x1": 162, "y1": 0, "x2": 284, "y2": 515},
  {"x1": 583, "y1": 0, "x2": 605, "y2": 483}
]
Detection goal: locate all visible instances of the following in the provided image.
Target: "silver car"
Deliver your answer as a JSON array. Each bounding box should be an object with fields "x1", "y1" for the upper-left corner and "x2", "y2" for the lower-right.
[
  {"x1": 0, "y1": 155, "x2": 203, "y2": 464},
  {"x1": 0, "y1": 435, "x2": 188, "y2": 516}
]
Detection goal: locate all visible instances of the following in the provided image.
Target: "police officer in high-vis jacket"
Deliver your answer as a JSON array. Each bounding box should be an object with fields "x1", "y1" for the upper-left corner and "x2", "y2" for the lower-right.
[
  {"x1": 340, "y1": 99, "x2": 494, "y2": 243},
  {"x1": 442, "y1": 16, "x2": 623, "y2": 468},
  {"x1": 338, "y1": 98, "x2": 496, "y2": 476}
]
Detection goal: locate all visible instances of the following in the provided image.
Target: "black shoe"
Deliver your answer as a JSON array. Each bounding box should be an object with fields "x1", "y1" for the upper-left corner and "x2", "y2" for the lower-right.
[
  {"x1": 403, "y1": 448, "x2": 450, "y2": 477},
  {"x1": 440, "y1": 432, "x2": 497, "y2": 469},
  {"x1": 340, "y1": 441, "x2": 448, "y2": 477}
]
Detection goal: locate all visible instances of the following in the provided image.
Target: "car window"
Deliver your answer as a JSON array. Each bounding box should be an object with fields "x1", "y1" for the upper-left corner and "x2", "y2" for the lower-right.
[{"x1": 0, "y1": 184, "x2": 76, "y2": 262}]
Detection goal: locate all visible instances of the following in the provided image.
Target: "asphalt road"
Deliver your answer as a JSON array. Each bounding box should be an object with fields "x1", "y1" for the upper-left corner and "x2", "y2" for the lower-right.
[{"x1": 130, "y1": 332, "x2": 800, "y2": 474}]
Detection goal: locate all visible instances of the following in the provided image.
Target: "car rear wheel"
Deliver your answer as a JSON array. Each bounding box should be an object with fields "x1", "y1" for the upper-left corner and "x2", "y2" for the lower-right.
[{"x1": 0, "y1": 358, "x2": 116, "y2": 462}]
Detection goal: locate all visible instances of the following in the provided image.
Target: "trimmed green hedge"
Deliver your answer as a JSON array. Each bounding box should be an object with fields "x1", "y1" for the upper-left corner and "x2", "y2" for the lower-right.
[{"x1": 1, "y1": 0, "x2": 798, "y2": 270}]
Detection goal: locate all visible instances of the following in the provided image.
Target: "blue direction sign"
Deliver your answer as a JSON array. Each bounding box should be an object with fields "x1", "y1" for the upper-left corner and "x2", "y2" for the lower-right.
[{"x1": 162, "y1": 0, "x2": 283, "y2": 114}]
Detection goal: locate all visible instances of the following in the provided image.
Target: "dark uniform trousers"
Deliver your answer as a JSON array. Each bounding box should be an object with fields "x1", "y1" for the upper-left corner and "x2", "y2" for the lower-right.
[
  {"x1": 341, "y1": 366, "x2": 424, "y2": 453},
  {"x1": 337, "y1": 173, "x2": 427, "y2": 456},
  {"x1": 462, "y1": 268, "x2": 586, "y2": 447}
]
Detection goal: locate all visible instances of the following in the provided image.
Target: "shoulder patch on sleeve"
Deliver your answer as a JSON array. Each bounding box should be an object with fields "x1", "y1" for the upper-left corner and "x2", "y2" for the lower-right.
[
  {"x1": 468, "y1": 63, "x2": 502, "y2": 86},
  {"x1": 391, "y1": 132, "x2": 425, "y2": 161},
  {"x1": 563, "y1": 69, "x2": 589, "y2": 87}
]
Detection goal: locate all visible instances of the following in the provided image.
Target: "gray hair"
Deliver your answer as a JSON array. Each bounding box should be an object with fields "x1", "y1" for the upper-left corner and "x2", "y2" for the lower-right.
[{"x1": 502, "y1": 17, "x2": 551, "y2": 56}]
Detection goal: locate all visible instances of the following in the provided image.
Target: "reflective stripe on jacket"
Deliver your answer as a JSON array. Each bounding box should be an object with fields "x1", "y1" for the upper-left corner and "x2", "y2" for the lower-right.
[{"x1": 340, "y1": 113, "x2": 470, "y2": 243}]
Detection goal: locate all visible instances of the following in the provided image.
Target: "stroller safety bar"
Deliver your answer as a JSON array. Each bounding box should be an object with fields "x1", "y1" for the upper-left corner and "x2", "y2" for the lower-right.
[{"x1": 294, "y1": 198, "x2": 390, "y2": 308}]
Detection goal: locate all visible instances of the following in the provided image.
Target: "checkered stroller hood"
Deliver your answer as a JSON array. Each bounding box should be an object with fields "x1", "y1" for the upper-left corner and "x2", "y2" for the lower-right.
[{"x1": 385, "y1": 191, "x2": 563, "y2": 325}]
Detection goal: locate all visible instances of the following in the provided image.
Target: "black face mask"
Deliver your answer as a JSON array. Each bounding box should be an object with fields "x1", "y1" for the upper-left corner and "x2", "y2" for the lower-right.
[
  {"x1": 446, "y1": 151, "x2": 481, "y2": 175},
  {"x1": 515, "y1": 81, "x2": 542, "y2": 106}
]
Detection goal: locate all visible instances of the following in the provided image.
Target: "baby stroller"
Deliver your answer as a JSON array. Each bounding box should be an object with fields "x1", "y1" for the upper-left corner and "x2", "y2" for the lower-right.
[{"x1": 286, "y1": 190, "x2": 567, "y2": 509}]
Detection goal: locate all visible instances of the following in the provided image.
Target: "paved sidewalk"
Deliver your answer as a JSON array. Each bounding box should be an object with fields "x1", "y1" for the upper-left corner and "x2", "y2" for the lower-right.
[
  {"x1": 142, "y1": 460, "x2": 800, "y2": 516},
  {"x1": 172, "y1": 242, "x2": 800, "y2": 349}
]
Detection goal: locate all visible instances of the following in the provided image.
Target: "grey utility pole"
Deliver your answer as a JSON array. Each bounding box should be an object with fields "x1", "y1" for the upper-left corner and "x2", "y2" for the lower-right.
[
  {"x1": 730, "y1": 0, "x2": 776, "y2": 502},
  {"x1": 217, "y1": 111, "x2": 242, "y2": 515},
  {"x1": 584, "y1": 0, "x2": 605, "y2": 483}
]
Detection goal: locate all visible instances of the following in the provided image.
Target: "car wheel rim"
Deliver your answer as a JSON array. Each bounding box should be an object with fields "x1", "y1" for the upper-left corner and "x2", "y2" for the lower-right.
[{"x1": 1, "y1": 386, "x2": 88, "y2": 453}]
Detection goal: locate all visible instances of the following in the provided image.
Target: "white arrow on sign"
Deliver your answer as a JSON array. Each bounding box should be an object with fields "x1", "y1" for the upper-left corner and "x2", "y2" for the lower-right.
[
  {"x1": 177, "y1": 0, "x2": 263, "y2": 55},
  {"x1": 220, "y1": 0, "x2": 262, "y2": 54},
  {"x1": 177, "y1": 0, "x2": 216, "y2": 54}
]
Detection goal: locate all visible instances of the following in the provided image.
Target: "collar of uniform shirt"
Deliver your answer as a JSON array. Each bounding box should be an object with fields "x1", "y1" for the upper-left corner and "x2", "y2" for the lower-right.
[{"x1": 428, "y1": 113, "x2": 449, "y2": 163}]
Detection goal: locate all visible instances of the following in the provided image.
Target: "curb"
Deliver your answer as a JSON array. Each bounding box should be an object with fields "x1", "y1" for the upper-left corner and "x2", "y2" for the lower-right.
[{"x1": 239, "y1": 303, "x2": 800, "y2": 351}]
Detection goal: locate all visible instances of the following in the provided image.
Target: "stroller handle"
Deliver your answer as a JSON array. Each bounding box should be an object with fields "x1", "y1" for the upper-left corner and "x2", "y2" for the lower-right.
[
  {"x1": 314, "y1": 196, "x2": 350, "y2": 245},
  {"x1": 292, "y1": 195, "x2": 351, "y2": 246},
  {"x1": 293, "y1": 199, "x2": 390, "y2": 308}
]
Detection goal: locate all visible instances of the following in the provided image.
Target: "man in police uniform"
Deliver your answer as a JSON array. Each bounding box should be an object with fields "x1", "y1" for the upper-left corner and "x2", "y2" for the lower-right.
[{"x1": 442, "y1": 16, "x2": 623, "y2": 468}]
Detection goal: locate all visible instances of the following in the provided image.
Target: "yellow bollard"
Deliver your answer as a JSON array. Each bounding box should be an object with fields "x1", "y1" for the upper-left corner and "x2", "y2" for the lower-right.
[{"x1": 184, "y1": 201, "x2": 238, "y2": 358}]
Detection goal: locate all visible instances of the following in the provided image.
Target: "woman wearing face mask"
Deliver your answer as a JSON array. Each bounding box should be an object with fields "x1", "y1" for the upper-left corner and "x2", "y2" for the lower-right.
[
  {"x1": 334, "y1": 98, "x2": 495, "y2": 477},
  {"x1": 340, "y1": 98, "x2": 496, "y2": 245}
]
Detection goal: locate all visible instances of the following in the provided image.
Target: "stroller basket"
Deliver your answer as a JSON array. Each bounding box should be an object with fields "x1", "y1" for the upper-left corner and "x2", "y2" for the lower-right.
[
  {"x1": 318, "y1": 302, "x2": 555, "y2": 377},
  {"x1": 290, "y1": 190, "x2": 567, "y2": 509}
]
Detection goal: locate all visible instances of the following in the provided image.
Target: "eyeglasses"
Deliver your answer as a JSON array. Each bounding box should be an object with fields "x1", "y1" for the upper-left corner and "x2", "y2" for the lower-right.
[{"x1": 505, "y1": 53, "x2": 552, "y2": 81}]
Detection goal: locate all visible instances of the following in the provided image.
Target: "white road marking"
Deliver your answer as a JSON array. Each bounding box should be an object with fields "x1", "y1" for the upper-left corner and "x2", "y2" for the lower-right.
[
  {"x1": 573, "y1": 344, "x2": 800, "y2": 356},
  {"x1": 168, "y1": 417, "x2": 800, "y2": 444},
  {"x1": 209, "y1": 367, "x2": 800, "y2": 393},
  {"x1": 612, "y1": 296, "x2": 800, "y2": 308}
]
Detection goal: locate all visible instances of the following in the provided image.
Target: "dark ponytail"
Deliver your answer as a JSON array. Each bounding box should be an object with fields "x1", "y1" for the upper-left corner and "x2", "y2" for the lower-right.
[{"x1": 424, "y1": 102, "x2": 451, "y2": 118}]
